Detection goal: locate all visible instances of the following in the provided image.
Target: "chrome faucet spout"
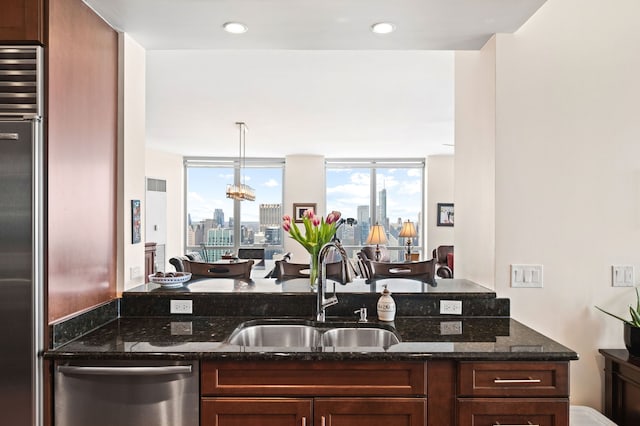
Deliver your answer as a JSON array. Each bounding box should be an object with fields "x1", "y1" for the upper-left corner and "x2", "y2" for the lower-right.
[{"x1": 316, "y1": 241, "x2": 356, "y2": 321}]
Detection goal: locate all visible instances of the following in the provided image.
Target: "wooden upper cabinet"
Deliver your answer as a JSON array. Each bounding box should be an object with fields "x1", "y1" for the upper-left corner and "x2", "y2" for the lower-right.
[{"x1": 0, "y1": 0, "x2": 44, "y2": 44}]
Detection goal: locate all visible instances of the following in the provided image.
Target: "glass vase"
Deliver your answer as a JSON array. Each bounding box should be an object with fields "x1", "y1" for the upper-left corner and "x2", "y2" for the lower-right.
[{"x1": 309, "y1": 252, "x2": 319, "y2": 289}]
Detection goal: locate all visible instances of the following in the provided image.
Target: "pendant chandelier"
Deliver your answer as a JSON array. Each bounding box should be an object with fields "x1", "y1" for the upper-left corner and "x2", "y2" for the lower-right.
[{"x1": 225, "y1": 121, "x2": 256, "y2": 201}]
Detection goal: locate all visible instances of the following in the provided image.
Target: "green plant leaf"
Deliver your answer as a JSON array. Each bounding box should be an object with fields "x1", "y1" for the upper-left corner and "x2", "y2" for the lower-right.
[{"x1": 596, "y1": 305, "x2": 635, "y2": 326}]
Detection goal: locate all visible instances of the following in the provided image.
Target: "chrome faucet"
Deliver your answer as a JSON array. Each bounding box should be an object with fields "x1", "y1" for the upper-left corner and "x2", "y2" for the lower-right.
[{"x1": 316, "y1": 241, "x2": 356, "y2": 321}]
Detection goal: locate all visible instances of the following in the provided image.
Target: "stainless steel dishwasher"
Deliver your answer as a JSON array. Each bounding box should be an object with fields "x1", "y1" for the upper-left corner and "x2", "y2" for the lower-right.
[{"x1": 54, "y1": 360, "x2": 199, "y2": 426}]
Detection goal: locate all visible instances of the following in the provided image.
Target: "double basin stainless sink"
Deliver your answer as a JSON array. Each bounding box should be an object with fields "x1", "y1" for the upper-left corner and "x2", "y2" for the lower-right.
[{"x1": 226, "y1": 319, "x2": 400, "y2": 349}]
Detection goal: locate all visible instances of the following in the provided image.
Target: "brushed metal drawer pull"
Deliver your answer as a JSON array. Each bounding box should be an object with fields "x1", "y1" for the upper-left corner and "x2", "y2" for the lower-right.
[
  {"x1": 494, "y1": 377, "x2": 541, "y2": 384},
  {"x1": 321, "y1": 416, "x2": 326, "y2": 426},
  {"x1": 302, "y1": 417, "x2": 306, "y2": 426},
  {"x1": 0, "y1": 132, "x2": 19, "y2": 140}
]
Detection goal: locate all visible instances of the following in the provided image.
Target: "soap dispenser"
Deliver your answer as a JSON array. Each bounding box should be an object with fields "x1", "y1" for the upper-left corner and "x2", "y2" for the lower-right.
[{"x1": 377, "y1": 285, "x2": 396, "y2": 321}]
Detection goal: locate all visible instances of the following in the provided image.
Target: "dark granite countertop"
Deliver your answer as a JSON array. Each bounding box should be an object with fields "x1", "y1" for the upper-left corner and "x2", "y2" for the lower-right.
[
  {"x1": 45, "y1": 315, "x2": 578, "y2": 362},
  {"x1": 126, "y1": 277, "x2": 496, "y2": 296}
]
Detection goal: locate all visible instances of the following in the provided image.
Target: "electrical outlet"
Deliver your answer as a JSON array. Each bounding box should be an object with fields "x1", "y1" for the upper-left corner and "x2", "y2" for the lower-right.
[
  {"x1": 612, "y1": 265, "x2": 634, "y2": 287},
  {"x1": 170, "y1": 322, "x2": 193, "y2": 335},
  {"x1": 170, "y1": 299, "x2": 193, "y2": 314},
  {"x1": 130, "y1": 266, "x2": 141, "y2": 280},
  {"x1": 511, "y1": 264, "x2": 543, "y2": 288},
  {"x1": 440, "y1": 321, "x2": 462, "y2": 335},
  {"x1": 440, "y1": 300, "x2": 463, "y2": 315}
]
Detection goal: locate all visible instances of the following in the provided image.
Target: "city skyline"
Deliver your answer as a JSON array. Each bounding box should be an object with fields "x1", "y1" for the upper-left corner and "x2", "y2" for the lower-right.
[{"x1": 187, "y1": 166, "x2": 422, "y2": 225}]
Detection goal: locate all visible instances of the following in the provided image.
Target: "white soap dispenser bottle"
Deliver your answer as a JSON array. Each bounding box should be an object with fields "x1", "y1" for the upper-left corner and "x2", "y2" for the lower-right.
[{"x1": 377, "y1": 285, "x2": 396, "y2": 321}]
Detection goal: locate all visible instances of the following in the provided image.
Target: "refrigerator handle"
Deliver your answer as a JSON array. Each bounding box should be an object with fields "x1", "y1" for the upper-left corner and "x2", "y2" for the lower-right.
[{"x1": 57, "y1": 365, "x2": 192, "y2": 376}]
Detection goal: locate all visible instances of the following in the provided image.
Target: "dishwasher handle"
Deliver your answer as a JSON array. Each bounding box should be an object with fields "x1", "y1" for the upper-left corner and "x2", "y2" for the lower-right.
[{"x1": 57, "y1": 365, "x2": 192, "y2": 376}]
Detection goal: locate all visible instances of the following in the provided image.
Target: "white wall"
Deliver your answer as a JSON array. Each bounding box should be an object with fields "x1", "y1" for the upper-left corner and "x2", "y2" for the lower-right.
[
  {"x1": 457, "y1": 0, "x2": 640, "y2": 408},
  {"x1": 426, "y1": 155, "x2": 455, "y2": 256},
  {"x1": 283, "y1": 155, "x2": 326, "y2": 262},
  {"x1": 145, "y1": 148, "x2": 184, "y2": 278},
  {"x1": 117, "y1": 33, "x2": 146, "y2": 293},
  {"x1": 454, "y1": 37, "x2": 497, "y2": 287}
]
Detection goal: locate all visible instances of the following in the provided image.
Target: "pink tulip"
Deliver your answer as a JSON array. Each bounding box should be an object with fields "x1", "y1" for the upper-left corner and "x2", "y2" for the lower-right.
[
  {"x1": 304, "y1": 209, "x2": 315, "y2": 219},
  {"x1": 312, "y1": 217, "x2": 321, "y2": 227},
  {"x1": 326, "y1": 211, "x2": 342, "y2": 224},
  {"x1": 282, "y1": 222, "x2": 291, "y2": 232},
  {"x1": 282, "y1": 214, "x2": 291, "y2": 222}
]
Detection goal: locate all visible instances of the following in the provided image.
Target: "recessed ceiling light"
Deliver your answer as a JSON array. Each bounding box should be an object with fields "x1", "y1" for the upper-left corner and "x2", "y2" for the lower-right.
[
  {"x1": 371, "y1": 22, "x2": 395, "y2": 34},
  {"x1": 223, "y1": 22, "x2": 248, "y2": 34}
]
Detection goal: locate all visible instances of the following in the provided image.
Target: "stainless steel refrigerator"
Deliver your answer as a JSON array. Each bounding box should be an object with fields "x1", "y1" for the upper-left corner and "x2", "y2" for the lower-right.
[{"x1": 0, "y1": 45, "x2": 44, "y2": 426}]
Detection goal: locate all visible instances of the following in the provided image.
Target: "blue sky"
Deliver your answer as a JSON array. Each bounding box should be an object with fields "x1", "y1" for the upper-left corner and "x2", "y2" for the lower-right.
[{"x1": 187, "y1": 167, "x2": 422, "y2": 225}]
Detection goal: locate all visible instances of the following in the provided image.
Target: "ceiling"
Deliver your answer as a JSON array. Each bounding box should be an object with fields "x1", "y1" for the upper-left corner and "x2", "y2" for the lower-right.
[{"x1": 83, "y1": 0, "x2": 546, "y2": 158}]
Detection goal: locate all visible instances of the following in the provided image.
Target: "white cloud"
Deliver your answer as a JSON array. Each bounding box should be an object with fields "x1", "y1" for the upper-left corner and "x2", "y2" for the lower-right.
[
  {"x1": 188, "y1": 191, "x2": 205, "y2": 202},
  {"x1": 263, "y1": 178, "x2": 279, "y2": 187},
  {"x1": 407, "y1": 169, "x2": 421, "y2": 177}
]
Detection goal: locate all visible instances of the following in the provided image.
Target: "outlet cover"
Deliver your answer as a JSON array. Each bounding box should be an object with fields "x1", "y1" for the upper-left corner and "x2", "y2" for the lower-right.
[
  {"x1": 440, "y1": 321, "x2": 463, "y2": 335},
  {"x1": 440, "y1": 300, "x2": 463, "y2": 315},
  {"x1": 170, "y1": 299, "x2": 193, "y2": 314}
]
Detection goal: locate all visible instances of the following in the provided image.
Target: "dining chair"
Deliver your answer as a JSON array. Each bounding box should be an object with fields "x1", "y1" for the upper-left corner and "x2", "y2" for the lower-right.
[
  {"x1": 277, "y1": 260, "x2": 346, "y2": 283},
  {"x1": 368, "y1": 259, "x2": 437, "y2": 286},
  {"x1": 183, "y1": 259, "x2": 254, "y2": 280}
]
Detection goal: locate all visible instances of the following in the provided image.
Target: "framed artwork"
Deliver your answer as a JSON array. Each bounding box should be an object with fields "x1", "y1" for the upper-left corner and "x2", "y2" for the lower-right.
[
  {"x1": 293, "y1": 203, "x2": 317, "y2": 223},
  {"x1": 131, "y1": 199, "x2": 142, "y2": 244},
  {"x1": 437, "y1": 203, "x2": 454, "y2": 227}
]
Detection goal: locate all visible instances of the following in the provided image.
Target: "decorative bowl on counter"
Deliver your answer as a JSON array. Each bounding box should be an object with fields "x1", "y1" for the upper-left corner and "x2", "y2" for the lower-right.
[{"x1": 148, "y1": 273, "x2": 192, "y2": 288}]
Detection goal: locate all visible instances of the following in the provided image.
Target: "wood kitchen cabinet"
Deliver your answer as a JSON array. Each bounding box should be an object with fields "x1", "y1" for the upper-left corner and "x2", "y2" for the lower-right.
[
  {"x1": 457, "y1": 361, "x2": 570, "y2": 426},
  {"x1": 201, "y1": 398, "x2": 311, "y2": 426},
  {"x1": 0, "y1": 0, "x2": 44, "y2": 43},
  {"x1": 201, "y1": 361, "x2": 426, "y2": 426},
  {"x1": 201, "y1": 360, "x2": 570, "y2": 426}
]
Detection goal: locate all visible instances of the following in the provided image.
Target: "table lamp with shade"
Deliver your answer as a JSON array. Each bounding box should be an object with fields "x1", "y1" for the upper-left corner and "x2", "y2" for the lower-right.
[
  {"x1": 398, "y1": 220, "x2": 417, "y2": 261},
  {"x1": 366, "y1": 223, "x2": 387, "y2": 261}
]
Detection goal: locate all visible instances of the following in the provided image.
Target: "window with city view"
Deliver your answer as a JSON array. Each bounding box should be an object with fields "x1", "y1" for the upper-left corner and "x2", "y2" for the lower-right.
[
  {"x1": 326, "y1": 159, "x2": 424, "y2": 262},
  {"x1": 184, "y1": 158, "x2": 285, "y2": 261}
]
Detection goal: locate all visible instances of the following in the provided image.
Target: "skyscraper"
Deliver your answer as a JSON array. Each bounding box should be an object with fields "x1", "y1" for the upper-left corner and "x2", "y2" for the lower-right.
[
  {"x1": 213, "y1": 208, "x2": 224, "y2": 228},
  {"x1": 378, "y1": 188, "x2": 387, "y2": 228},
  {"x1": 259, "y1": 203, "x2": 282, "y2": 233}
]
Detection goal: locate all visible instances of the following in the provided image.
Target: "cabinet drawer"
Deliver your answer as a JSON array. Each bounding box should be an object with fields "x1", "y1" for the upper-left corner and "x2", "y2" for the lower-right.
[
  {"x1": 457, "y1": 398, "x2": 569, "y2": 426},
  {"x1": 458, "y1": 362, "x2": 569, "y2": 397},
  {"x1": 315, "y1": 397, "x2": 426, "y2": 426},
  {"x1": 202, "y1": 361, "x2": 426, "y2": 396},
  {"x1": 201, "y1": 397, "x2": 311, "y2": 426}
]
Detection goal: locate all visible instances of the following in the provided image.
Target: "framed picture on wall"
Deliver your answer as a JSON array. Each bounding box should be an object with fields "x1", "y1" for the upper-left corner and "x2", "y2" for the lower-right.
[
  {"x1": 437, "y1": 203, "x2": 454, "y2": 227},
  {"x1": 293, "y1": 203, "x2": 317, "y2": 223},
  {"x1": 131, "y1": 199, "x2": 142, "y2": 243}
]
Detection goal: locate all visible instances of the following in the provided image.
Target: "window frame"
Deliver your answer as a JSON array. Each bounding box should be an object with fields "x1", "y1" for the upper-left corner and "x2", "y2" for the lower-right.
[
  {"x1": 325, "y1": 158, "x2": 425, "y2": 260},
  {"x1": 183, "y1": 156, "x2": 285, "y2": 259}
]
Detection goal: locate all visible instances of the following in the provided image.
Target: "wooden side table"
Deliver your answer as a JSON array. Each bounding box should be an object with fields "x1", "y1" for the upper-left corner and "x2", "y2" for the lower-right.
[
  {"x1": 144, "y1": 242, "x2": 157, "y2": 282},
  {"x1": 599, "y1": 348, "x2": 640, "y2": 426}
]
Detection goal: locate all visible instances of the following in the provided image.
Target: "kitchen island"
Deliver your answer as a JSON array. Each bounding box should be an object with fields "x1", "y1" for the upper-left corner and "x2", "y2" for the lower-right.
[{"x1": 45, "y1": 278, "x2": 577, "y2": 426}]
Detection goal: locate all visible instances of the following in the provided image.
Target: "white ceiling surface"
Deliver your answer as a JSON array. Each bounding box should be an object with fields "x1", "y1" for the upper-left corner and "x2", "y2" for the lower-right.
[{"x1": 84, "y1": 0, "x2": 546, "y2": 158}]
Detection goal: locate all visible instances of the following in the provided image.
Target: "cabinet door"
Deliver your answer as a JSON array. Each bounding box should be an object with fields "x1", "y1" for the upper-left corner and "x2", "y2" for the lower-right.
[
  {"x1": 315, "y1": 398, "x2": 426, "y2": 426},
  {"x1": 457, "y1": 398, "x2": 569, "y2": 426},
  {"x1": 0, "y1": 0, "x2": 43, "y2": 43},
  {"x1": 201, "y1": 398, "x2": 312, "y2": 426}
]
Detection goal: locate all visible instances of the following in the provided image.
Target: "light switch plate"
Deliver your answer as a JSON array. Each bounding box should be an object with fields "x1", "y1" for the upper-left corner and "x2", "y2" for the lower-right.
[
  {"x1": 511, "y1": 264, "x2": 543, "y2": 288},
  {"x1": 612, "y1": 265, "x2": 634, "y2": 287}
]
